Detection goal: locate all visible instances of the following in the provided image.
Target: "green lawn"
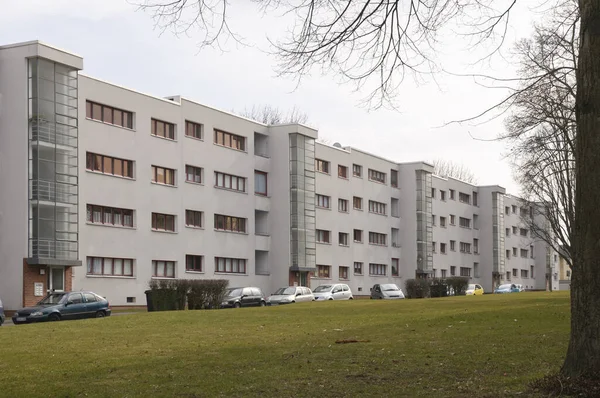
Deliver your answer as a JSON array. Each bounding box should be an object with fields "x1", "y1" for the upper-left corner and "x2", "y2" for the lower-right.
[{"x1": 0, "y1": 292, "x2": 570, "y2": 397}]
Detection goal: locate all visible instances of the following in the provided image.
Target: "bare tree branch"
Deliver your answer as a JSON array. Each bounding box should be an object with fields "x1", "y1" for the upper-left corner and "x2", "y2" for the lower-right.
[
  {"x1": 432, "y1": 159, "x2": 478, "y2": 184},
  {"x1": 234, "y1": 104, "x2": 309, "y2": 125}
]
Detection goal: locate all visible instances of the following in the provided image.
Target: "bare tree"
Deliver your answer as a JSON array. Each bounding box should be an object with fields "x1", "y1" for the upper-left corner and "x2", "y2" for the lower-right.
[
  {"x1": 236, "y1": 104, "x2": 309, "y2": 125},
  {"x1": 432, "y1": 159, "x2": 478, "y2": 184},
  {"x1": 134, "y1": 0, "x2": 600, "y2": 384}
]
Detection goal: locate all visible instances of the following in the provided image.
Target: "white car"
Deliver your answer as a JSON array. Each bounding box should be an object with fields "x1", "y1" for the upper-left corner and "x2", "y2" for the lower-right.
[
  {"x1": 266, "y1": 286, "x2": 314, "y2": 305},
  {"x1": 312, "y1": 284, "x2": 353, "y2": 301}
]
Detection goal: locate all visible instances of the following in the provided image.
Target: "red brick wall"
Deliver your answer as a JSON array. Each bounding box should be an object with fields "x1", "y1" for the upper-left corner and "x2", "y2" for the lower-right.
[
  {"x1": 65, "y1": 266, "x2": 73, "y2": 292},
  {"x1": 22, "y1": 259, "x2": 46, "y2": 307}
]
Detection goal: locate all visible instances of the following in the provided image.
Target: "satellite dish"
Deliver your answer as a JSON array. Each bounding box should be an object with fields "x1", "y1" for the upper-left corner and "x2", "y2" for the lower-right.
[{"x1": 333, "y1": 142, "x2": 342, "y2": 148}]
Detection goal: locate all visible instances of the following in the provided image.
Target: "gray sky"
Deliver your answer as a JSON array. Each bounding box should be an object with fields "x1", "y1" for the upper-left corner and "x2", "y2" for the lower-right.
[{"x1": 0, "y1": 0, "x2": 544, "y2": 194}]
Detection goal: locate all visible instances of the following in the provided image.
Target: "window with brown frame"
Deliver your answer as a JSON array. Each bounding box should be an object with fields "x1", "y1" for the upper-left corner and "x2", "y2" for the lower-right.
[
  {"x1": 353, "y1": 164, "x2": 362, "y2": 177},
  {"x1": 369, "y1": 263, "x2": 386, "y2": 276},
  {"x1": 151, "y1": 212, "x2": 175, "y2": 232},
  {"x1": 151, "y1": 165, "x2": 175, "y2": 186},
  {"x1": 214, "y1": 129, "x2": 246, "y2": 151},
  {"x1": 317, "y1": 265, "x2": 331, "y2": 278},
  {"x1": 185, "y1": 255, "x2": 203, "y2": 272},
  {"x1": 152, "y1": 260, "x2": 175, "y2": 278},
  {"x1": 151, "y1": 118, "x2": 175, "y2": 140},
  {"x1": 369, "y1": 232, "x2": 387, "y2": 246},
  {"x1": 316, "y1": 194, "x2": 331, "y2": 209},
  {"x1": 353, "y1": 262, "x2": 363, "y2": 274},
  {"x1": 215, "y1": 257, "x2": 246, "y2": 274},
  {"x1": 391, "y1": 169, "x2": 398, "y2": 187},
  {"x1": 353, "y1": 196, "x2": 363, "y2": 210},
  {"x1": 315, "y1": 159, "x2": 330, "y2": 174},
  {"x1": 353, "y1": 229, "x2": 363, "y2": 243},
  {"x1": 87, "y1": 256, "x2": 134, "y2": 276},
  {"x1": 368, "y1": 169, "x2": 386, "y2": 184},
  {"x1": 86, "y1": 152, "x2": 133, "y2": 178},
  {"x1": 255, "y1": 171, "x2": 267, "y2": 196},
  {"x1": 86, "y1": 204, "x2": 134, "y2": 227},
  {"x1": 391, "y1": 258, "x2": 400, "y2": 276},
  {"x1": 368, "y1": 200, "x2": 386, "y2": 215},
  {"x1": 339, "y1": 266, "x2": 349, "y2": 280},
  {"x1": 86, "y1": 101, "x2": 133, "y2": 129},
  {"x1": 338, "y1": 198, "x2": 349, "y2": 212},
  {"x1": 185, "y1": 120, "x2": 203, "y2": 139},
  {"x1": 185, "y1": 165, "x2": 202, "y2": 184},
  {"x1": 215, "y1": 171, "x2": 246, "y2": 193},
  {"x1": 338, "y1": 165, "x2": 348, "y2": 178},
  {"x1": 316, "y1": 229, "x2": 331, "y2": 243},
  {"x1": 185, "y1": 210, "x2": 203, "y2": 228},
  {"x1": 214, "y1": 214, "x2": 246, "y2": 233}
]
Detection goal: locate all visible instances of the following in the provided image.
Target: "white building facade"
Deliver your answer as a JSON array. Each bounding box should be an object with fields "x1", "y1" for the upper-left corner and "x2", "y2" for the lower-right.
[{"x1": 0, "y1": 41, "x2": 558, "y2": 310}]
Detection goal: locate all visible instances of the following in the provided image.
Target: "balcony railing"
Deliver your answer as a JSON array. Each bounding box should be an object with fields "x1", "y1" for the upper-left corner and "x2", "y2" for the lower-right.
[
  {"x1": 30, "y1": 239, "x2": 78, "y2": 259},
  {"x1": 30, "y1": 179, "x2": 77, "y2": 204},
  {"x1": 31, "y1": 121, "x2": 77, "y2": 148}
]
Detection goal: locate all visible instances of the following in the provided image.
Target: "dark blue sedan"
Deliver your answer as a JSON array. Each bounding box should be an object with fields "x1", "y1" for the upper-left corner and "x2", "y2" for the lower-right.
[
  {"x1": 494, "y1": 283, "x2": 521, "y2": 294},
  {"x1": 12, "y1": 291, "x2": 111, "y2": 324}
]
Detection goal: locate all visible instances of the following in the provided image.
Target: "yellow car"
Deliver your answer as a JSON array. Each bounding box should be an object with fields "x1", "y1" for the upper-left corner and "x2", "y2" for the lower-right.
[{"x1": 466, "y1": 284, "x2": 484, "y2": 295}]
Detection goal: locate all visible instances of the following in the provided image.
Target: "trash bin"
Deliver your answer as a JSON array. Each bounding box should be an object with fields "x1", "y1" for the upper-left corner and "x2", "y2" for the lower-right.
[{"x1": 144, "y1": 290, "x2": 155, "y2": 312}]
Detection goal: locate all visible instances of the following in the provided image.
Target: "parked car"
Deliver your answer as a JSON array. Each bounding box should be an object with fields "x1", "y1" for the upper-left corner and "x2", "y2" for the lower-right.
[
  {"x1": 515, "y1": 284, "x2": 525, "y2": 292},
  {"x1": 266, "y1": 286, "x2": 314, "y2": 305},
  {"x1": 466, "y1": 284, "x2": 484, "y2": 295},
  {"x1": 494, "y1": 283, "x2": 520, "y2": 294},
  {"x1": 12, "y1": 291, "x2": 111, "y2": 324},
  {"x1": 370, "y1": 284, "x2": 405, "y2": 299},
  {"x1": 221, "y1": 287, "x2": 266, "y2": 308},
  {"x1": 313, "y1": 284, "x2": 353, "y2": 301},
  {"x1": 0, "y1": 297, "x2": 5, "y2": 326}
]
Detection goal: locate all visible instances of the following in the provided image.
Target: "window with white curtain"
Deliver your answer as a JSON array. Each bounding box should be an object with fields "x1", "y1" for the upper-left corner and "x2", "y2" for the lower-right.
[{"x1": 255, "y1": 171, "x2": 267, "y2": 195}]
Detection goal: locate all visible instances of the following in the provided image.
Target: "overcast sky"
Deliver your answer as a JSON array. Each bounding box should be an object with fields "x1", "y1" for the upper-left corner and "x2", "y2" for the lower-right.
[{"x1": 0, "y1": 0, "x2": 546, "y2": 194}]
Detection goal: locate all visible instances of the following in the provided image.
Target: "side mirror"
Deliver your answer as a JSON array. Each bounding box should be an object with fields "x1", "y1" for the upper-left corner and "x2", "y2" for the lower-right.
[
  {"x1": 65, "y1": 300, "x2": 73, "y2": 306},
  {"x1": 296, "y1": 293, "x2": 301, "y2": 297}
]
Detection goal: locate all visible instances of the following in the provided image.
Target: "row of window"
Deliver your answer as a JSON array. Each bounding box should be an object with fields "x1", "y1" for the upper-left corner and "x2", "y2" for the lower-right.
[
  {"x1": 316, "y1": 195, "x2": 400, "y2": 217},
  {"x1": 316, "y1": 260, "x2": 400, "y2": 278},
  {"x1": 431, "y1": 188, "x2": 478, "y2": 206},
  {"x1": 432, "y1": 239, "x2": 479, "y2": 254},
  {"x1": 506, "y1": 246, "x2": 535, "y2": 259},
  {"x1": 86, "y1": 152, "x2": 268, "y2": 195},
  {"x1": 432, "y1": 214, "x2": 479, "y2": 229},
  {"x1": 505, "y1": 205, "x2": 534, "y2": 219},
  {"x1": 316, "y1": 229, "x2": 399, "y2": 247},
  {"x1": 86, "y1": 256, "x2": 247, "y2": 277},
  {"x1": 505, "y1": 226, "x2": 529, "y2": 237},
  {"x1": 506, "y1": 266, "x2": 535, "y2": 280},
  {"x1": 432, "y1": 264, "x2": 478, "y2": 278},
  {"x1": 316, "y1": 159, "x2": 399, "y2": 187}
]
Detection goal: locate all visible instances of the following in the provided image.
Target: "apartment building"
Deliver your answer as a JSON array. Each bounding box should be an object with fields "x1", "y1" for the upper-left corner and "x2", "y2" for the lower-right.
[{"x1": 0, "y1": 40, "x2": 558, "y2": 310}]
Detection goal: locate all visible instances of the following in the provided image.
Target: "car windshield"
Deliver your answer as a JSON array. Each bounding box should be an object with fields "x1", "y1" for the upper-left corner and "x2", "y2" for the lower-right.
[
  {"x1": 313, "y1": 285, "x2": 332, "y2": 293},
  {"x1": 498, "y1": 284, "x2": 512, "y2": 290},
  {"x1": 37, "y1": 293, "x2": 67, "y2": 305},
  {"x1": 274, "y1": 287, "x2": 296, "y2": 295},
  {"x1": 381, "y1": 284, "x2": 399, "y2": 291},
  {"x1": 468, "y1": 284, "x2": 476, "y2": 290},
  {"x1": 225, "y1": 288, "x2": 243, "y2": 297}
]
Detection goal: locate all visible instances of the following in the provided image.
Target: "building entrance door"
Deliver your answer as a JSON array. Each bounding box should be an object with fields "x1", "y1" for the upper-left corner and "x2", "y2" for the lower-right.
[{"x1": 48, "y1": 268, "x2": 65, "y2": 292}]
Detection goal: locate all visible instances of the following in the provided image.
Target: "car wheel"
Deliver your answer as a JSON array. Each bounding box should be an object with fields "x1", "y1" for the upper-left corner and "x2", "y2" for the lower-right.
[
  {"x1": 48, "y1": 313, "x2": 60, "y2": 322},
  {"x1": 328, "y1": 298, "x2": 334, "y2": 300},
  {"x1": 234, "y1": 302, "x2": 241, "y2": 308},
  {"x1": 259, "y1": 301, "x2": 266, "y2": 307},
  {"x1": 95, "y1": 311, "x2": 106, "y2": 318},
  {"x1": 349, "y1": 297, "x2": 354, "y2": 300}
]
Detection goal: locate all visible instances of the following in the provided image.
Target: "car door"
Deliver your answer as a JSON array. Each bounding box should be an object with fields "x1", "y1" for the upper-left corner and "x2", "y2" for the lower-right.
[
  {"x1": 241, "y1": 288, "x2": 254, "y2": 307},
  {"x1": 62, "y1": 293, "x2": 86, "y2": 320},
  {"x1": 373, "y1": 285, "x2": 382, "y2": 299},
  {"x1": 253, "y1": 288, "x2": 264, "y2": 306},
  {"x1": 83, "y1": 293, "x2": 100, "y2": 317},
  {"x1": 476, "y1": 285, "x2": 483, "y2": 295},
  {"x1": 331, "y1": 285, "x2": 344, "y2": 300},
  {"x1": 342, "y1": 285, "x2": 350, "y2": 299}
]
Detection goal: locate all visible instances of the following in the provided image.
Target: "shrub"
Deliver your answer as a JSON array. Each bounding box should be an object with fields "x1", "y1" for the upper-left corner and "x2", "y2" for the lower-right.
[
  {"x1": 188, "y1": 280, "x2": 229, "y2": 309},
  {"x1": 147, "y1": 279, "x2": 228, "y2": 311},
  {"x1": 429, "y1": 278, "x2": 449, "y2": 298},
  {"x1": 405, "y1": 278, "x2": 430, "y2": 298},
  {"x1": 446, "y1": 277, "x2": 470, "y2": 296}
]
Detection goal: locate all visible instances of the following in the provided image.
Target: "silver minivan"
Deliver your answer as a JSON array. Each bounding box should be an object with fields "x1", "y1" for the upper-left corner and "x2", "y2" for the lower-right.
[
  {"x1": 313, "y1": 284, "x2": 353, "y2": 301},
  {"x1": 266, "y1": 286, "x2": 314, "y2": 305}
]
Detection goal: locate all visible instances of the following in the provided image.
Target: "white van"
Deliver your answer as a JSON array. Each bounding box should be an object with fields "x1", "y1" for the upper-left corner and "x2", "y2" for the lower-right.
[{"x1": 312, "y1": 284, "x2": 353, "y2": 301}]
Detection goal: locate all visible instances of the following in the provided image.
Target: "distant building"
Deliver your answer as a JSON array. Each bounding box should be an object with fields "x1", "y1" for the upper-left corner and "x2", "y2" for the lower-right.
[{"x1": 558, "y1": 246, "x2": 571, "y2": 290}]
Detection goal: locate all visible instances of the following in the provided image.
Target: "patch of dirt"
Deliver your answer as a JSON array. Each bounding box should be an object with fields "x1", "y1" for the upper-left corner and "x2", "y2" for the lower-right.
[
  {"x1": 530, "y1": 374, "x2": 600, "y2": 397},
  {"x1": 335, "y1": 339, "x2": 371, "y2": 344}
]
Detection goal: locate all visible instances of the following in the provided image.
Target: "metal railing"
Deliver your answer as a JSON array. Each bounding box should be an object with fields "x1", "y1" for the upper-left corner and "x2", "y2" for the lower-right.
[
  {"x1": 31, "y1": 239, "x2": 78, "y2": 259},
  {"x1": 30, "y1": 179, "x2": 77, "y2": 204},
  {"x1": 31, "y1": 122, "x2": 77, "y2": 148}
]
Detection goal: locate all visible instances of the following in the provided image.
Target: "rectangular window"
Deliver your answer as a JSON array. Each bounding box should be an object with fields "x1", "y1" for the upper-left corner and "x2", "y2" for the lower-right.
[
  {"x1": 316, "y1": 159, "x2": 330, "y2": 174},
  {"x1": 391, "y1": 197, "x2": 400, "y2": 217},
  {"x1": 459, "y1": 192, "x2": 471, "y2": 204},
  {"x1": 185, "y1": 210, "x2": 203, "y2": 228},
  {"x1": 440, "y1": 190, "x2": 447, "y2": 201},
  {"x1": 353, "y1": 229, "x2": 363, "y2": 243},
  {"x1": 214, "y1": 129, "x2": 246, "y2": 151},
  {"x1": 440, "y1": 243, "x2": 447, "y2": 254},
  {"x1": 369, "y1": 263, "x2": 386, "y2": 276},
  {"x1": 185, "y1": 165, "x2": 203, "y2": 184},
  {"x1": 450, "y1": 240, "x2": 456, "y2": 251},
  {"x1": 353, "y1": 262, "x2": 363, "y2": 275},
  {"x1": 152, "y1": 165, "x2": 175, "y2": 186},
  {"x1": 86, "y1": 100, "x2": 133, "y2": 129},
  {"x1": 521, "y1": 269, "x2": 529, "y2": 278},
  {"x1": 215, "y1": 257, "x2": 247, "y2": 274},
  {"x1": 391, "y1": 258, "x2": 399, "y2": 276},
  {"x1": 530, "y1": 265, "x2": 535, "y2": 278},
  {"x1": 432, "y1": 215, "x2": 437, "y2": 226},
  {"x1": 450, "y1": 266, "x2": 456, "y2": 276},
  {"x1": 316, "y1": 194, "x2": 331, "y2": 209},
  {"x1": 368, "y1": 169, "x2": 386, "y2": 184},
  {"x1": 86, "y1": 204, "x2": 134, "y2": 227},
  {"x1": 441, "y1": 269, "x2": 447, "y2": 278},
  {"x1": 520, "y1": 228, "x2": 529, "y2": 237},
  {"x1": 449, "y1": 189, "x2": 456, "y2": 200},
  {"x1": 512, "y1": 205, "x2": 517, "y2": 214},
  {"x1": 353, "y1": 196, "x2": 363, "y2": 210},
  {"x1": 506, "y1": 228, "x2": 510, "y2": 236},
  {"x1": 460, "y1": 267, "x2": 471, "y2": 277},
  {"x1": 474, "y1": 263, "x2": 479, "y2": 278},
  {"x1": 450, "y1": 215, "x2": 456, "y2": 225},
  {"x1": 521, "y1": 249, "x2": 528, "y2": 258},
  {"x1": 368, "y1": 232, "x2": 387, "y2": 246},
  {"x1": 151, "y1": 213, "x2": 176, "y2": 232},
  {"x1": 254, "y1": 171, "x2": 268, "y2": 196},
  {"x1": 506, "y1": 249, "x2": 511, "y2": 259},
  {"x1": 513, "y1": 247, "x2": 518, "y2": 256},
  {"x1": 86, "y1": 152, "x2": 133, "y2": 178},
  {"x1": 431, "y1": 188, "x2": 436, "y2": 199},
  {"x1": 151, "y1": 118, "x2": 175, "y2": 140},
  {"x1": 512, "y1": 226, "x2": 518, "y2": 234},
  {"x1": 214, "y1": 214, "x2": 247, "y2": 233},
  {"x1": 432, "y1": 242, "x2": 437, "y2": 252},
  {"x1": 316, "y1": 229, "x2": 331, "y2": 243},
  {"x1": 513, "y1": 268, "x2": 518, "y2": 277},
  {"x1": 185, "y1": 255, "x2": 203, "y2": 272},
  {"x1": 473, "y1": 238, "x2": 479, "y2": 254},
  {"x1": 338, "y1": 165, "x2": 348, "y2": 179},
  {"x1": 339, "y1": 232, "x2": 349, "y2": 246},
  {"x1": 506, "y1": 271, "x2": 511, "y2": 280},
  {"x1": 391, "y1": 228, "x2": 400, "y2": 247},
  {"x1": 440, "y1": 217, "x2": 447, "y2": 227},
  {"x1": 530, "y1": 245, "x2": 534, "y2": 258},
  {"x1": 505, "y1": 206, "x2": 510, "y2": 215},
  {"x1": 352, "y1": 164, "x2": 362, "y2": 177},
  {"x1": 459, "y1": 217, "x2": 471, "y2": 228},
  {"x1": 473, "y1": 192, "x2": 478, "y2": 206},
  {"x1": 87, "y1": 257, "x2": 134, "y2": 276},
  {"x1": 215, "y1": 171, "x2": 246, "y2": 193},
  {"x1": 317, "y1": 265, "x2": 331, "y2": 278},
  {"x1": 339, "y1": 266, "x2": 349, "y2": 280},
  {"x1": 460, "y1": 242, "x2": 471, "y2": 253},
  {"x1": 152, "y1": 260, "x2": 175, "y2": 278},
  {"x1": 185, "y1": 120, "x2": 203, "y2": 139},
  {"x1": 391, "y1": 170, "x2": 398, "y2": 187},
  {"x1": 368, "y1": 200, "x2": 387, "y2": 215},
  {"x1": 338, "y1": 199, "x2": 349, "y2": 213}
]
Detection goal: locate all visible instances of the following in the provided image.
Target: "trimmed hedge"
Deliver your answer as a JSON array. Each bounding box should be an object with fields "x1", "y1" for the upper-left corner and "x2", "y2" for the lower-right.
[
  {"x1": 146, "y1": 279, "x2": 229, "y2": 311},
  {"x1": 405, "y1": 277, "x2": 470, "y2": 299},
  {"x1": 446, "y1": 277, "x2": 470, "y2": 296},
  {"x1": 405, "y1": 278, "x2": 430, "y2": 298}
]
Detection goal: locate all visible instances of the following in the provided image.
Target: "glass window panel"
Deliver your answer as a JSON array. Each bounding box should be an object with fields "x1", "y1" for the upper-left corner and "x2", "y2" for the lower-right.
[
  {"x1": 92, "y1": 103, "x2": 102, "y2": 120},
  {"x1": 156, "y1": 167, "x2": 165, "y2": 184},
  {"x1": 93, "y1": 206, "x2": 102, "y2": 223},
  {"x1": 124, "y1": 260, "x2": 133, "y2": 276},
  {"x1": 103, "y1": 258, "x2": 113, "y2": 275},
  {"x1": 102, "y1": 106, "x2": 112, "y2": 123},
  {"x1": 113, "y1": 159, "x2": 123, "y2": 176},
  {"x1": 87, "y1": 257, "x2": 93, "y2": 273},
  {"x1": 103, "y1": 208, "x2": 112, "y2": 224},
  {"x1": 103, "y1": 157, "x2": 112, "y2": 174},
  {"x1": 113, "y1": 109, "x2": 122, "y2": 126},
  {"x1": 86, "y1": 101, "x2": 92, "y2": 118},
  {"x1": 113, "y1": 259, "x2": 123, "y2": 275},
  {"x1": 93, "y1": 258, "x2": 102, "y2": 274}
]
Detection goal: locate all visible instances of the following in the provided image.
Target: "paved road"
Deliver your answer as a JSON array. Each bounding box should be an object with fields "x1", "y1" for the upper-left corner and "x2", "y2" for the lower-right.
[{"x1": 1, "y1": 311, "x2": 141, "y2": 327}]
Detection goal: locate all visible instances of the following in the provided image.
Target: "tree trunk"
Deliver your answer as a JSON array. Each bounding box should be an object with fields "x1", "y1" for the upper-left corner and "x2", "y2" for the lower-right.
[{"x1": 561, "y1": 0, "x2": 600, "y2": 378}]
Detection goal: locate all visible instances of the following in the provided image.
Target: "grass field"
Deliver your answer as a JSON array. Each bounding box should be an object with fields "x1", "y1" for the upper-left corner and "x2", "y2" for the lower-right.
[{"x1": 0, "y1": 292, "x2": 570, "y2": 397}]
